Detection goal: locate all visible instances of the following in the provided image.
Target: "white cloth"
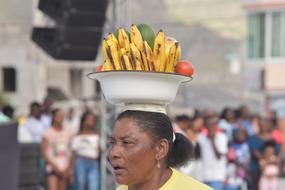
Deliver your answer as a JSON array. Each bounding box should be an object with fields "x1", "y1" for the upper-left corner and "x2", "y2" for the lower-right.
[
  {"x1": 22, "y1": 117, "x2": 46, "y2": 143},
  {"x1": 71, "y1": 134, "x2": 100, "y2": 159},
  {"x1": 41, "y1": 114, "x2": 52, "y2": 129},
  {"x1": 198, "y1": 132, "x2": 228, "y2": 181}
]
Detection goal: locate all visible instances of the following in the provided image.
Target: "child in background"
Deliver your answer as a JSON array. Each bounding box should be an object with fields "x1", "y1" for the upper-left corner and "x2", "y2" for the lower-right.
[
  {"x1": 225, "y1": 128, "x2": 250, "y2": 190},
  {"x1": 259, "y1": 140, "x2": 281, "y2": 190}
]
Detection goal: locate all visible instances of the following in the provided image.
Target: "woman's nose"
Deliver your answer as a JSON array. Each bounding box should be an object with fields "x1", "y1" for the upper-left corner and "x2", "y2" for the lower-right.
[{"x1": 108, "y1": 144, "x2": 122, "y2": 160}]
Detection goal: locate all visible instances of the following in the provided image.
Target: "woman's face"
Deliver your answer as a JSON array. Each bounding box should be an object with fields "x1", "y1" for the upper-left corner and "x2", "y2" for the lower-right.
[
  {"x1": 108, "y1": 118, "x2": 158, "y2": 185},
  {"x1": 54, "y1": 110, "x2": 64, "y2": 125},
  {"x1": 85, "y1": 113, "x2": 95, "y2": 129}
]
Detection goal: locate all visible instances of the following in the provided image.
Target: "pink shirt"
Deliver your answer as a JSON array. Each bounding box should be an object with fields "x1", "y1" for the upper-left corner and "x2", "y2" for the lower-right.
[{"x1": 43, "y1": 127, "x2": 73, "y2": 172}]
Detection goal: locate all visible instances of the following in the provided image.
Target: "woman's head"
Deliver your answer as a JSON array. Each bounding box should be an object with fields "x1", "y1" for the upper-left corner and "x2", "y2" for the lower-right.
[
  {"x1": 108, "y1": 110, "x2": 193, "y2": 185},
  {"x1": 51, "y1": 109, "x2": 64, "y2": 126},
  {"x1": 79, "y1": 111, "x2": 96, "y2": 132}
]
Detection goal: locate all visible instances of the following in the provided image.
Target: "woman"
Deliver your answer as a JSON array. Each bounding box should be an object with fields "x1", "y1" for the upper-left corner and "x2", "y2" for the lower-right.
[
  {"x1": 180, "y1": 114, "x2": 203, "y2": 180},
  {"x1": 41, "y1": 109, "x2": 73, "y2": 190},
  {"x1": 109, "y1": 110, "x2": 212, "y2": 190},
  {"x1": 71, "y1": 111, "x2": 101, "y2": 190}
]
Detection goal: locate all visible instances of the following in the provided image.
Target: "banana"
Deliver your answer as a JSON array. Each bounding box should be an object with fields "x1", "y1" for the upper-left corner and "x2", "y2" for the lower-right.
[
  {"x1": 118, "y1": 27, "x2": 131, "y2": 55},
  {"x1": 165, "y1": 37, "x2": 176, "y2": 58},
  {"x1": 140, "y1": 41, "x2": 150, "y2": 71},
  {"x1": 106, "y1": 38, "x2": 122, "y2": 70},
  {"x1": 103, "y1": 59, "x2": 114, "y2": 71},
  {"x1": 130, "y1": 43, "x2": 144, "y2": 71},
  {"x1": 130, "y1": 24, "x2": 143, "y2": 52},
  {"x1": 174, "y1": 43, "x2": 181, "y2": 66},
  {"x1": 165, "y1": 43, "x2": 177, "y2": 72},
  {"x1": 153, "y1": 30, "x2": 166, "y2": 72},
  {"x1": 107, "y1": 33, "x2": 120, "y2": 50},
  {"x1": 120, "y1": 53, "x2": 133, "y2": 70},
  {"x1": 102, "y1": 38, "x2": 115, "y2": 69},
  {"x1": 143, "y1": 41, "x2": 155, "y2": 71}
]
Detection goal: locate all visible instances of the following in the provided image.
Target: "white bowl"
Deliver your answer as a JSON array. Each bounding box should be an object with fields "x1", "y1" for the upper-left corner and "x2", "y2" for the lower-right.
[{"x1": 87, "y1": 71, "x2": 192, "y2": 107}]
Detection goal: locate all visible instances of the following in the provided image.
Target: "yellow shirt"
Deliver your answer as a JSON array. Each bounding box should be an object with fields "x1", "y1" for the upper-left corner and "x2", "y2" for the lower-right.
[{"x1": 116, "y1": 168, "x2": 212, "y2": 190}]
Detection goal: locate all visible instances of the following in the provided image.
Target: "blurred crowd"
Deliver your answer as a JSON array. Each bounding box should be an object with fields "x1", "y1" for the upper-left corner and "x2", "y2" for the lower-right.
[
  {"x1": 174, "y1": 105, "x2": 285, "y2": 190},
  {"x1": 1, "y1": 97, "x2": 285, "y2": 190}
]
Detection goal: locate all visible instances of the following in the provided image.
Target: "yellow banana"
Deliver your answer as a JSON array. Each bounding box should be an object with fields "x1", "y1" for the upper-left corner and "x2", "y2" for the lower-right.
[
  {"x1": 174, "y1": 43, "x2": 181, "y2": 66},
  {"x1": 140, "y1": 41, "x2": 150, "y2": 71},
  {"x1": 165, "y1": 37, "x2": 176, "y2": 58},
  {"x1": 130, "y1": 24, "x2": 143, "y2": 52},
  {"x1": 102, "y1": 38, "x2": 115, "y2": 69},
  {"x1": 118, "y1": 27, "x2": 131, "y2": 55},
  {"x1": 103, "y1": 59, "x2": 114, "y2": 71},
  {"x1": 107, "y1": 33, "x2": 120, "y2": 50},
  {"x1": 120, "y1": 54, "x2": 133, "y2": 70},
  {"x1": 143, "y1": 41, "x2": 155, "y2": 71},
  {"x1": 130, "y1": 43, "x2": 144, "y2": 70},
  {"x1": 165, "y1": 43, "x2": 177, "y2": 72},
  {"x1": 153, "y1": 30, "x2": 166, "y2": 72},
  {"x1": 106, "y1": 38, "x2": 122, "y2": 70}
]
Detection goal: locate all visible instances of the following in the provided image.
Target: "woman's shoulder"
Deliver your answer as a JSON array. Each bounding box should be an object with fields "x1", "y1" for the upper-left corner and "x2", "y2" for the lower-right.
[{"x1": 166, "y1": 168, "x2": 213, "y2": 190}]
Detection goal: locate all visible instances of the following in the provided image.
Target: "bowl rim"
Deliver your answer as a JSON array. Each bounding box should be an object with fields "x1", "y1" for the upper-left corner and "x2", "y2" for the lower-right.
[{"x1": 86, "y1": 70, "x2": 193, "y2": 83}]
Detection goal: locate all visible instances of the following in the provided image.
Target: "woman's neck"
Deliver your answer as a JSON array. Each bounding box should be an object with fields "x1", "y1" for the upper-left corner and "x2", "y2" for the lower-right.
[
  {"x1": 129, "y1": 167, "x2": 172, "y2": 190},
  {"x1": 80, "y1": 128, "x2": 96, "y2": 134},
  {"x1": 53, "y1": 124, "x2": 62, "y2": 131}
]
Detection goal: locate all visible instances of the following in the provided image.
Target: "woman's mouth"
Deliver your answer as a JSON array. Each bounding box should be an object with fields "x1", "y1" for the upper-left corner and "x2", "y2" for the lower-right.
[{"x1": 113, "y1": 166, "x2": 126, "y2": 175}]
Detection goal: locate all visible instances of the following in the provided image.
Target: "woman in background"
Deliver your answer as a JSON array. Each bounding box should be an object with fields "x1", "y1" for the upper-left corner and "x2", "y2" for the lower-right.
[
  {"x1": 71, "y1": 111, "x2": 101, "y2": 190},
  {"x1": 41, "y1": 109, "x2": 73, "y2": 190}
]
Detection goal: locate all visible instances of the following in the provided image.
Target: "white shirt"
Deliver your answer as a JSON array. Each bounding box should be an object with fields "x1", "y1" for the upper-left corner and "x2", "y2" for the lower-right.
[
  {"x1": 23, "y1": 117, "x2": 46, "y2": 143},
  {"x1": 198, "y1": 132, "x2": 228, "y2": 181},
  {"x1": 71, "y1": 134, "x2": 100, "y2": 159}
]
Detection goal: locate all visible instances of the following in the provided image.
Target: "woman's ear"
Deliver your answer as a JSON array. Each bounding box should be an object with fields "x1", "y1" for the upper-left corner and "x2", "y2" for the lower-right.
[{"x1": 155, "y1": 139, "x2": 169, "y2": 161}]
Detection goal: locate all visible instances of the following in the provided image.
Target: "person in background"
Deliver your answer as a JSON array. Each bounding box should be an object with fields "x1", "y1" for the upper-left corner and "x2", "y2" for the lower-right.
[
  {"x1": 0, "y1": 104, "x2": 10, "y2": 122},
  {"x1": 180, "y1": 114, "x2": 204, "y2": 180},
  {"x1": 41, "y1": 96, "x2": 53, "y2": 129},
  {"x1": 237, "y1": 105, "x2": 256, "y2": 137},
  {"x1": 259, "y1": 140, "x2": 281, "y2": 190},
  {"x1": 173, "y1": 114, "x2": 191, "y2": 136},
  {"x1": 2, "y1": 105, "x2": 14, "y2": 119},
  {"x1": 219, "y1": 107, "x2": 237, "y2": 142},
  {"x1": 247, "y1": 117, "x2": 278, "y2": 190},
  {"x1": 64, "y1": 107, "x2": 80, "y2": 135},
  {"x1": 41, "y1": 109, "x2": 73, "y2": 190},
  {"x1": 22, "y1": 102, "x2": 45, "y2": 143},
  {"x1": 199, "y1": 115, "x2": 228, "y2": 190},
  {"x1": 70, "y1": 111, "x2": 101, "y2": 190},
  {"x1": 225, "y1": 128, "x2": 250, "y2": 190}
]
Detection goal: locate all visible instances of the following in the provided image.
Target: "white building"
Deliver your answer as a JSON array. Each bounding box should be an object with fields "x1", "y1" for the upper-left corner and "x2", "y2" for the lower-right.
[
  {"x1": 0, "y1": 0, "x2": 104, "y2": 115},
  {"x1": 242, "y1": 0, "x2": 285, "y2": 116}
]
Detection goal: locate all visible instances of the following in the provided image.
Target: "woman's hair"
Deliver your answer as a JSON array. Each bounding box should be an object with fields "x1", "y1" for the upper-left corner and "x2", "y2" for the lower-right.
[
  {"x1": 79, "y1": 111, "x2": 96, "y2": 133},
  {"x1": 116, "y1": 110, "x2": 193, "y2": 167}
]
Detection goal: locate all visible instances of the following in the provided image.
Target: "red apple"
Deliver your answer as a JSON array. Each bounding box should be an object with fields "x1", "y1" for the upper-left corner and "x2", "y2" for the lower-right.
[
  {"x1": 96, "y1": 65, "x2": 103, "y2": 72},
  {"x1": 175, "y1": 60, "x2": 194, "y2": 76}
]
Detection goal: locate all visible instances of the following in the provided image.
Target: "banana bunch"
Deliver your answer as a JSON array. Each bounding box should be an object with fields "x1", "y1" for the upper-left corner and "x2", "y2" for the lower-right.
[{"x1": 101, "y1": 24, "x2": 181, "y2": 73}]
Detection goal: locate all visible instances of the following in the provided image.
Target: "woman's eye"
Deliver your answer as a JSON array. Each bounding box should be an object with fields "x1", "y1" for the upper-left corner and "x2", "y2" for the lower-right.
[
  {"x1": 123, "y1": 140, "x2": 132, "y2": 145},
  {"x1": 109, "y1": 140, "x2": 116, "y2": 145}
]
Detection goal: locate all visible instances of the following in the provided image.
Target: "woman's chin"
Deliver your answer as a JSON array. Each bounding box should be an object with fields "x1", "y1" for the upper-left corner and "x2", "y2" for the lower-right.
[{"x1": 115, "y1": 176, "x2": 130, "y2": 185}]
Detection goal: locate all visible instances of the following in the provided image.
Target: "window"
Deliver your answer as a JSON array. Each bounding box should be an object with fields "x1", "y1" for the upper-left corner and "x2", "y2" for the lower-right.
[
  {"x1": 2, "y1": 67, "x2": 16, "y2": 92},
  {"x1": 271, "y1": 12, "x2": 285, "y2": 57},
  {"x1": 248, "y1": 13, "x2": 265, "y2": 58}
]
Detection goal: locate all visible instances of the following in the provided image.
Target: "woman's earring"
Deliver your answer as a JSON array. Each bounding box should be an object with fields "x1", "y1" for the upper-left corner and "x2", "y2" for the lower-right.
[{"x1": 157, "y1": 160, "x2": 160, "y2": 169}]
